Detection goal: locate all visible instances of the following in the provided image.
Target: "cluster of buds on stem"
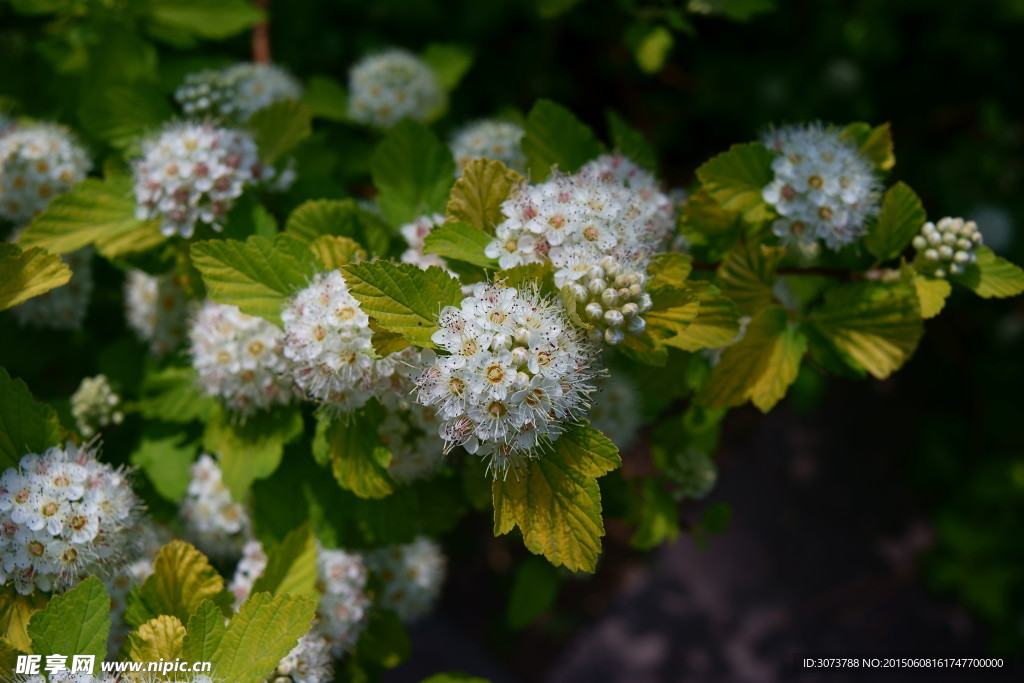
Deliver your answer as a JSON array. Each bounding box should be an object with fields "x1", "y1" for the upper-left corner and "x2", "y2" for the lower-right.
[
  {"x1": 912, "y1": 217, "x2": 982, "y2": 278},
  {"x1": 562, "y1": 256, "x2": 652, "y2": 345}
]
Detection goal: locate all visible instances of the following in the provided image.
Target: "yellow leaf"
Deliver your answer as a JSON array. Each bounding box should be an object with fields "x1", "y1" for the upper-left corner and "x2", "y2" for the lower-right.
[
  {"x1": 447, "y1": 158, "x2": 523, "y2": 234},
  {"x1": 127, "y1": 614, "x2": 186, "y2": 663},
  {"x1": 310, "y1": 235, "x2": 366, "y2": 271},
  {"x1": 0, "y1": 244, "x2": 71, "y2": 311}
]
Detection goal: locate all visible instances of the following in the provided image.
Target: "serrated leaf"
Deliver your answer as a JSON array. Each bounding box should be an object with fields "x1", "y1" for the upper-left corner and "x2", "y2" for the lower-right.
[
  {"x1": 126, "y1": 541, "x2": 229, "y2": 629},
  {"x1": 371, "y1": 120, "x2": 455, "y2": 226},
  {"x1": 493, "y1": 425, "x2": 621, "y2": 573},
  {"x1": 17, "y1": 177, "x2": 165, "y2": 257},
  {"x1": 911, "y1": 273, "x2": 952, "y2": 319},
  {"x1": 716, "y1": 242, "x2": 784, "y2": 315},
  {"x1": 302, "y1": 75, "x2": 348, "y2": 122},
  {"x1": 342, "y1": 261, "x2": 464, "y2": 348},
  {"x1": 951, "y1": 246, "x2": 1024, "y2": 299},
  {"x1": 247, "y1": 100, "x2": 313, "y2": 165},
  {"x1": 212, "y1": 592, "x2": 317, "y2": 683},
  {"x1": 0, "y1": 588, "x2": 48, "y2": 653},
  {"x1": 423, "y1": 221, "x2": 498, "y2": 270},
  {"x1": 313, "y1": 412, "x2": 394, "y2": 499},
  {"x1": 446, "y1": 158, "x2": 522, "y2": 234},
  {"x1": 27, "y1": 576, "x2": 110, "y2": 661},
  {"x1": 310, "y1": 235, "x2": 366, "y2": 270},
  {"x1": 506, "y1": 556, "x2": 560, "y2": 629},
  {"x1": 865, "y1": 182, "x2": 925, "y2": 261},
  {"x1": 284, "y1": 198, "x2": 392, "y2": 256},
  {"x1": 0, "y1": 243, "x2": 71, "y2": 311},
  {"x1": 191, "y1": 233, "x2": 318, "y2": 325},
  {"x1": 841, "y1": 121, "x2": 895, "y2": 171},
  {"x1": 663, "y1": 281, "x2": 741, "y2": 351},
  {"x1": 78, "y1": 84, "x2": 174, "y2": 152},
  {"x1": 697, "y1": 306, "x2": 805, "y2": 412},
  {"x1": 0, "y1": 368, "x2": 62, "y2": 470},
  {"x1": 183, "y1": 600, "x2": 227, "y2": 665},
  {"x1": 647, "y1": 252, "x2": 693, "y2": 289},
  {"x1": 523, "y1": 99, "x2": 602, "y2": 181},
  {"x1": 127, "y1": 614, "x2": 186, "y2": 662},
  {"x1": 809, "y1": 280, "x2": 923, "y2": 379},
  {"x1": 695, "y1": 143, "x2": 775, "y2": 222},
  {"x1": 679, "y1": 186, "x2": 744, "y2": 261},
  {"x1": 130, "y1": 432, "x2": 197, "y2": 502},
  {"x1": 422, "y1": 43, "x2": 473, "y2": 92},
  {"x1": 204, "y1": 405, "x2": 304, "y2": 502},
  {"x1": 147, "y1": 0, "x2": 264, "y2": 39},
  {"x1": 138, "y1": 366, "x2": 217, "y2": 423},
  {"x1": 644, "y1": 286, "x2": 700, "y2": 344},
  {"x1": 369, "y1": 319, "x2": 413, "y2": 356},
  {"x1": 250, "y1": 524, "x2": 319, "y2": 600}
]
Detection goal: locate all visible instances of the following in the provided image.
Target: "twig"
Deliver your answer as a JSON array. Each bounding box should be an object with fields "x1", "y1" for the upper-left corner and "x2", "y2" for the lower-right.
[{"x1": 252, "y1": 0, "x2": 271, "y2": 64}]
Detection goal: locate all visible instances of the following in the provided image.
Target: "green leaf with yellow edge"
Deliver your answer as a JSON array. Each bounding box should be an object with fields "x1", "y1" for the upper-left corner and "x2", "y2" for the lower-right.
[
  {"x1": 0, "y1": 367, "x2": 62, "y2": 470},
  {"x1": 191, "y1": 233, "x2": 318, "y2": 326},
  {"x1": 369, "y1": 319, "x2": 413, "y2": 356},
  {"x1": 909, "y1": 271, "x2": 952, "y2": 319},
  {"x1": 644, "y1": 286, "x2": 700, "y2": 345},
  {"x1": 371, "y1": 120, "x2": 455, "y2": 227},
  {"x1": 310, "y1": 235, "x2": 366, "y2": 271},
  {"x1": 662, "y1": 281, "x2": 741, "y2": 351},
  {"x1": 0, "y1": 587, "x2": 48, "y2": 653},
  {"x1": 27, "y1": 576, "x2": 110, "y2": 662},
  {"x1": 864, "y1": 182, "x2": 925, "y2": 261},
  {"x1": 250, "y1": 524, "x2": 319, "y2": 600},
  {"x1": 716, "y1": 242, "x2": 784, "y2": 315},
  {"x1": 246, "y1": 99, "x2": 313, "y2": 165},
  {"x1": 446, "y1": 158, "x2": 522, "y2": 234},
  {"x1": 125, "y1": 540, "x2": 231, "y2": 629},
  {"x1": 212, "y1": 592, "x2": 317, "y2": 683},
  {"x1": 523, "y1": 99, "x2": 602, "y2": 181},
  {"x1": 0, "y1": 243, "x2": 71, "y2": 311},
  {"x1": 493, "y1": 424, "x2": 621, "y2": 573},
  {"x1": 695, "y1": 143, "x2": 775, "y2": 222},
  {"x1": 284, "y1": 198, "x2": 392, "y2": 256},
  {"x1": 679, "y1": 186, "x2": 744, "y2": 261},
  {"x1": 127, "y1": 614, "x2": 186, "y2": 662},
  {"x1": 697, "y1": 306, "x2": 805, "y2": 412},
  {"x1": 646, "y1": 252, "x2": 693, "y2": 289},
  {"x1": 951, "y1": 246, "x2": 1024, "y2": 299},
  {"x1": 183, "y1": 600, "x2": 227, "y2": 665},
  {"x1": 313, "y1": 411, "x2": 394, "y2": 500},
  {"x1": 423, "y1": 221, "x2": 498, "y2": 270},
  {"x1": 808, "y1": 279, "x2": 924, "y2": 379},
  {"x1": 17, "y1": 177, "x2": 165, "y2": 257},
  {"x1": 342, "y1": 261, "x2": 464, "y2": 349},
  {"x1": 841, "y1": 121, "x2": 895, "y2": 171}
]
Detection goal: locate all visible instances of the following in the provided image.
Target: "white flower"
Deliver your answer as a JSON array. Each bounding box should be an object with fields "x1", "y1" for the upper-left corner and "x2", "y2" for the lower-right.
[
  {"x1": 348, "y1": 49, "x2": 442, "y2": 128},
  {"x1": 365, "y1": 536, "x2": 445, "y2": 623},
  {"x1": 228, "y1": 539, "x2": 267, "y2": 608},
  {"x1": 400, "y1": 213, "x2": 450, "y2": 272},
  {"x1": 911, "y1": 216, "x2": 983, "y2": 278},
  {"x1": 133, "y1": 122, "x2": 276, "y2": 238},
  {"x1": 179, "y1": 454, "x2": 251, "y2": 560},
  {"x1": 450, "y1": 119, "x2": 526, "y2": 175},
  {"x1": 0, "y1": 441, "x2": 142, "y2": 595},
  {"x1": 10, "y1": 244, "x2": 93, "y2": 331},
  {"x1": 189, "y1": 300, "x2": 295, "y2": 417},
  {"x1": 588, "y1": 374, "x2": 641, "y2": 450},
  {"x1": 0, "y1": 122, "x2": 91, "y2": 224},
  {"x1": 414, "y1": 282, "x2": 600, "y2": 477},
  {"x1": 317, "y1": 547, "x2": 371, "y2": 656},
  {"x1": 271, "y1": 632, "x2": 334, "y2": 683},
  {"x1": 71, "y1": 375, "x2": 124, "y2": 438},
  {"x1": 124, "y1": 270, "x2": 190, "y2": 356},
  {"x1": 761, "y1": 123, "x2": 881, "y2": 250},
  {"x1": 175, "y1": 62, "x2": 303, "y2": 122}
]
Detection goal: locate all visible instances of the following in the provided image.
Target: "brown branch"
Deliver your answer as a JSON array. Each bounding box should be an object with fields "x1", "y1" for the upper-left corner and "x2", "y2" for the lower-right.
[{"x1": 252, "y1": 0, "x2": 271, "y2": 64}]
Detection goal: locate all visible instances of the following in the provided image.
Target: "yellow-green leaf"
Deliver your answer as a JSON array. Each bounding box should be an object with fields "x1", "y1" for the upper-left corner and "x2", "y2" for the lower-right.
[
  {"x1": 250, "y1": 524, "x2": 319, "y2": 600},
  {"x1": 27, "y1": 576, "x2": 110, "y2": 662},
  {"x1": 864, "y1": 182, "x2": 925, "y2": 261},
  {"x1": 446, "y1": 158, "x2": 522, "y2": 233},
  {"x1": 183, "y1": 600, "x2": 227, "y2": 665},
  {"x1": 127, "y1": 614, "x2": 186, "y2": 662},
  {"x1": 211, "y1": 592, "x2": 317, "y2": 683},
  {"x1": 646, "y1": 252, "x2": 693, "y2": 289},
  {"x1": 0, "y1": 587, "x2": 48, "y2": 653},
  {"x1": 911, "y1": 273, "x2": 951, "y2": 319},
  {"x1": 841, "y1": 121, "x2": 895, "y2": 171},
  {"x1": 423, "y1": 221, "x2": 498, "y2": 269},
  {"x1": 371, "y1": 120, "x2": 455, "y2": 226},
  {"x1": 951, "y1": 246, "x2": 1024, "y2": 299},
  {"x1": 663, "y1": 281, "x2": 741, "y2": 351},
  {"x1": 310, "y1": 235, "x2": 366, "y2": 270},
  {"x1": 0, "y1": 368, "x2": 62, "y2": 470},
  {"x1": 695, "y1": 143, "x2": 775, "y2": 222},
  {"x1": 284, "y1": 198, "x2": 392, "y2": 256},
  {"x1": 644, "y1": 286, "x2": 700, "y2": 343},
  {"x1": 0, "y1": 243, "x2": 71, "y2": 311},
  {"x1": 246, "y1": 100, "x2": 313, "y2": 165},
  {"x1": 125, "y1": 541, "x2": 229, "y2": 628},
  {"x1": 716, "y1": 242, "x2": 784, "y2": 315},
  {"x1": 312, "y1": 412, "x2": 394, "y2": 499}
]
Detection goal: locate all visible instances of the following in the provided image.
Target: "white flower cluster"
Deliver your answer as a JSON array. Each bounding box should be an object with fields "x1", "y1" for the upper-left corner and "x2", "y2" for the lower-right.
[
  {"x1": 189, "y1": 300, "x2": 295, "y2": 417},
  {"x1": 348, "y1": 49, "x2": 442, "y2": 128},
  {"x1": 578, "y1": 153, "x2": 676, "y2": 247},
  {"x1": 228, "y1": 539, "x2": 267, "y2": 608},
  {"x1": 559, "y1": 255, "x2": 652, "y2": 345},
  {"x1": 175, "y1": 62, "x2": 302, "y2": 122},
  {"x1": 450, "y1": 119, "x2": 526, "y2": 174},
  {"x1": 317, "y1": 547, "x2": 372, "y2": 656},
  {"x1": 912, "y1": 216, "x2": 983, "y2": 278},
  {"x1": 19, "y1": 673, "x2": 122, "y2": 683},
  {"x1": 400, "y1": 213, "x2": 449, "y2": 272},
  {"x1": 589, "y1": 375, "x2": 641, "y2": 450},
  {"x1": 179, "y1": 454, "x2": 251, "y2": 560},
  {"x1": 414, "y1": 282, "x2": 599, "y2": 476},
  {"x1": 0, "y1": 442, "x2": 140, "y2": 595},
  {"x1": 11, "y1": 245, "x2": 93, "y2": 331},
  {"x1": 124, "y1": 270, "x2": 190, "y2": 356},
  {"x1": 761, "y1": 123, "x2": 881, "y2": 250},
  {"x1": 270, "y1": 632, "x2": 335, "y2": 683},
  {"x1": 0, "y1": 123, "x2": 91, "y2": 224},
  {"x1": 133, "y1": 122, "x2": 273, "y2": 238},
  {"x1": 366, "y1": 536, "x2": 446, "y2": 623},
  {"x1": 380, "y1": 403, "x2": 445, "y2": 483},
  {"x1": 71, "y1": 375, "x2": 124, "y2": 438}
]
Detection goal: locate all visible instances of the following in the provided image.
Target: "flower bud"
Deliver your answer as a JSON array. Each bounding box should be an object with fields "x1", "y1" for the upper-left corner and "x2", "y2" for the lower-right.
[
  {"x1": 626, "y1": 316, "x2": 647, "y2": 335},
  {"x1": 604, "y1": 309, "x2": 625, "y2": 328},
  {"x1": 568, "y1": 283, "x2": 588, "y2": 303},
  {"x1": 588, "y1": 327, "x2": 604, "y2": 343},
  {"x1": 514, "y1": 327, "x2": 531, "y2": 347},
  {"x1": 600, "y1": 256, "x2": 619, "y2": 278},
  {"x1": 513, "y1": 371, "x2": 531, "y2": 390},
  {"x1": 601, "y1": 288, "x2": 620, "y2": 308},
  {"x1": 938, "y1": 245, "x2": 953, "y2": 260},
  {"x1": 587, "y1": 278, "x2": 607, "y2": 296},
  {"x1": 604, "y1": 327, "x2": 625, "y2": 345},
  {"x1": 585, "y1": 302, "x2": 605, "y2": 322},
  {"x1": 511, "y1": 346, "x2": 530, "y2": 367},
  {"x1": 953, "y1": 250, "x2": 970, "y2": 264},
  {"x1": 613, "y1": 274, "x2": 631, "y2": 289},
  {"x1": 912, "y1": 236, "x2": 927, "y2": 250},
  {"x1": 620, "y1": 302, "x2": 639, "y2": 319},
  {"x1": 491, "y1": 333, "x2": 512, "y2": 351},
  {"x1": 636, "y1": 293, "x2": 653, "y2": 313},
  {"x1": 628, "y1": 283, "x2": 643, "y2": 298},
  {"x1": 924, "y1": 248, "x2": 939, "y2": 261}
]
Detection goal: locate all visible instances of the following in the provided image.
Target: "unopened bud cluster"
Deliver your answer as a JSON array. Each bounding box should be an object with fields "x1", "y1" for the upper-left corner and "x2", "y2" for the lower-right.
[
  {"x1": 559, "y1": 255, "x2": 652, "y2": 345},
  {"x1": 912, "y1": 217, "x2": 982, "y2": 278},
  {"x1": 348, "y1": 49, "x2": 442, "y2": 128},
  {"x1": 0, "y1": 122, "x2": 91, "y2": 224},
  {"x1": 71, "y1": 375, "x2": 124, "y2": 438},
  {"x1": 175, "y1": 62, "x2": 302, "y2": 123}
]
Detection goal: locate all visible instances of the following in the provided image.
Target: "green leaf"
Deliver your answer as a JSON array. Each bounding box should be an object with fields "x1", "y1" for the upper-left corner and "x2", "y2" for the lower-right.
[
  {"x1": 183, "y1": 600, "x2": 227, "y2": 665},
  {"x1": 506, "y1": 556, "x2": 560, "y2": 629},
  {"x1": 78, "y1": 84, "x2": 174, "y2": 152},
  {"x1": 808, "y1": 280, "x2": 924, "y2": 379},
  {"x1": 309, "y1": 234, "x2": 365, "y2": 270},
  {"x1": 679, "y1": 186, "x2": 744, "y2": 261},
  {"x1": 313, "y1": 412, "x2": 394, "y2": 499},
  {"x1": 17, "y1": 177, "x2": 165, "y2": 257},
  {"x1": 355, "y1": 608, "x2": 411, "y2": 669},
  {"x1": 695, "y1": 143, "x2": 775, "y2": 222},
  {"x1": 910, "y1": 272, "x2": 951, "y2": 319},
  {"x1": 191, "y1": 233, "x2": 318, "y2": 326},
  {"x1": 0, "y1": 243, "x2": 71, "y2": 311},
  {"x1": 951, "y1": 246, "x2": 1024, "y2": 299},
  {"x1": 302, "y1": 75, "x2": 349, "y2": 122},
  {"x1": 716, "y1": 242, "x2": 785, "y2": 315},
  {"x1": 446, "y1": 158, "x2": 523, "y2": 234},
  {"x1": 493, "y1": 425, "x2": 621, "y2": 573},
  {"x1": 247, "y1": 100, "x2": 313, "y2": 165},
  {"x1": 371, "y1": 120, "x2": 455, "y2": 226},
  {"x1": 0, "y1": 588, "x2": 48, "y2": 653},
  {"x1": 147, "y1": 0, "x2": 265, "y2": 39},
  {"x1": 250, "y1": 524, "x2": 319, "y2": 600},
  {"x1": 131, "y1": 432, "x2": 197, "y2": 502},
  {"x1": 138, "y1": 366, "x2": 217, "y2": 424},
  {"x1": 27, "y1": 576, "x2": 110, "y2": 662},
  {"x1": 841, "y1": 121, "x2": 895, "y2": 171},
  {"x1": 0, "y1": 368, "x2": 62, "y2": 470},
  {"x1": 422, "y1": 43, "x2": 473, "y2": 92},
  {"x1": 126, "y1": 540, "x2": 230, "y2": 629},
  {"x1": 522, "y1": 99, "x2": 602, "y2": 181},
  {"x1": 864, "y1": 182, "x2": 925, "y2": 261},
  {"x1": 536, "y1": 0, "x2": 587, "y2": 19},
  {"x1": 606, "y1": 110, "x2": 657, "y2": 173},
  {"x1": 212, "y1": 592, "x2": 317, "y2": 683},
  {"x1": 284, "y1": 198, "x2": 392, "y2": 256},
  {"x1": 127, "y1": 614, "x2": 185, "y2": 662},
  {"x1": 697, "y1": 306, "x2": 806, "y2": 412},
  {"x1": 496, "y1": 262, "x2": 554, "y2": 291},
  {"x1": 204, "y1": 405, "x2": 304, "y2": 502},
  {"x1": 644, "y1": 286, "x2": 701, "y2": 346},
  {"x1": 630, "y1": 478, "x2": 680, "y2": 550},
  {"x1": 663, "y1": 281, "x2": 741, "y2": 351},
  {"x1": 423, "y1": 222, "x2": 498, "y2": 270},
  {"x1": 634, "y1": 24, "x2": 674, "y2": 73},
  {"x1": 341, "y1": 261, "x2": 464, "y2": 349},
  {"x1": 647, "y1": 252, "x2": 693, "y2": 289}
]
